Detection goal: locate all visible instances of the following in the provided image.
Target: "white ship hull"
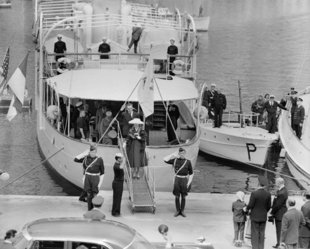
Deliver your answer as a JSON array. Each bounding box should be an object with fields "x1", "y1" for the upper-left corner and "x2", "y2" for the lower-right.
[
  {"x1": 37, "y1": 116, "x2": 200, "y2": 191},
  {"x1": 199, "y1": 123, "x2": 278, "y2": 166},
  {"x1": 278, "y1": 87, "x2": 310, "y2": 188}
]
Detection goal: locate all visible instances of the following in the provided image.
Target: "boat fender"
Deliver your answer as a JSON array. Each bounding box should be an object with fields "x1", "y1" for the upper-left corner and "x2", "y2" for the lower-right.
[{"x1": 172, "y1": 59, "x2": 186, "y2": 75}]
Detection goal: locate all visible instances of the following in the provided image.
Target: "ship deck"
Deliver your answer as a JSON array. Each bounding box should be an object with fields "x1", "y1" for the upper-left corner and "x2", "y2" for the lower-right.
[{"x1": 0, "y1": 191, "x2": 305, "y2": 249}]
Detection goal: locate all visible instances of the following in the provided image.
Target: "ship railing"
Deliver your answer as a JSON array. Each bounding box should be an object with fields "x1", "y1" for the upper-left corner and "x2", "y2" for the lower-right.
[
  {"x1": 45, "y1": 52, "x2": 196, "y2": 79},
  {"x1": 143, "y1": 156, "x2": 156, "y2": 200}
]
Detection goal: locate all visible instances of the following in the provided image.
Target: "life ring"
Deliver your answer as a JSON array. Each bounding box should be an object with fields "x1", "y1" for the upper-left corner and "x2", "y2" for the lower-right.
[{"x1": 172, "y1": 59, "x2": 185, "y2": 75}]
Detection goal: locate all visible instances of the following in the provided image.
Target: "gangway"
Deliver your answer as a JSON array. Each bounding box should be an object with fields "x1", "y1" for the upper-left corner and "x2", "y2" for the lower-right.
[{"x1": 118, "y1": 138, "x2": 156, "y2": 214}]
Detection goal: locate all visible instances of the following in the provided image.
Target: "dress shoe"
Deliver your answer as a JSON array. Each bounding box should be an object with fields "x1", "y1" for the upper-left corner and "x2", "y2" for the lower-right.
[
  {"x1": 272, "y1": 244, "x2": 279, "y2": 248},
  {"x1": 174, "y1": 211, "x2": 180, "y2": 217},
  {"x1": 180, "y1": 212, "x2": 186, "y2": 217},
  {"x1": 78, "y1": 197, "x2": 87, "y2": 203}
]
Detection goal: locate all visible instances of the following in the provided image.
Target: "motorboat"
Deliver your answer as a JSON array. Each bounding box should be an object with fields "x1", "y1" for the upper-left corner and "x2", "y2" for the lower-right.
[
  {"x1": 197, "y1": 83, "x2": 279, "y2": 166},
  {"x1": 199, "y1": 111, "x2": 279, "y2": 166},
  {"x1": 0, "y1": 0, "x2": 11, "y2": 8},
  {"x1": 278, "y1": 87, "x2": 310, "y2": 189},
  {"x1": 34, "y1": 0, "x2": 200, "y2": 205}
]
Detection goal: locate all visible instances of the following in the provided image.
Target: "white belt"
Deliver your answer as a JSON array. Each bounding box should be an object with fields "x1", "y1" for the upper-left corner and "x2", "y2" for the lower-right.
[
  {"x1": 175, "y1": 175, "x2": 188, "y2": 178},
  {"x1": 85, "y1": 172, "x2": 100, "y2": 176}
]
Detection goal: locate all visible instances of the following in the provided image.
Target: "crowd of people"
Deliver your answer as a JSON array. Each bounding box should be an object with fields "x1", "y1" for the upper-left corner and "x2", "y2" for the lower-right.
[
  {"x1": 202, "y1": 84, "x2": 305, "y2": 138},
  {"x1": 232, "y1": 176, "x2": 310, "y2": 249}
]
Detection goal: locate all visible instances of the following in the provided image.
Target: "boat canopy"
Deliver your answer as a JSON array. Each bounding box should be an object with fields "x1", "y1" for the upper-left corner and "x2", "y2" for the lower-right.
[{"x1": 47, "y1": 69, "x2": 198, "y2": 101}]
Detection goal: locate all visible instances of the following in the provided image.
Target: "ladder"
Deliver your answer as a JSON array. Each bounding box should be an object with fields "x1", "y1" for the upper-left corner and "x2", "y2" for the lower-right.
[{"x1": 118, "y1": 138, "x2": 156, "y2": 213}]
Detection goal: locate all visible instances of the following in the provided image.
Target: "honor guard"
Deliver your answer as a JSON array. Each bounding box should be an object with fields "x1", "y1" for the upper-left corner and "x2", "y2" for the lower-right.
[
  {"x1": 74, "y1": 144, "x2": 105, "y2": 210},
  {"x1": 164, "y1": 147, "x2": 193, "y2": 217}
]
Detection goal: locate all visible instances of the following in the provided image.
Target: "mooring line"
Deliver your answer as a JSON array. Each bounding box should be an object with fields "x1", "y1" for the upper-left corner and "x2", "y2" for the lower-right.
[{"x1": 0, "y1": 147, "x2": 64, "y2": 191}]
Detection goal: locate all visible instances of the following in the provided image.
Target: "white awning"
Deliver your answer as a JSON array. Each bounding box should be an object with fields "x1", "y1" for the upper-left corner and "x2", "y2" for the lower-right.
[{"x1": 47, "y1": 69, "x2": 198, "y2": 101}]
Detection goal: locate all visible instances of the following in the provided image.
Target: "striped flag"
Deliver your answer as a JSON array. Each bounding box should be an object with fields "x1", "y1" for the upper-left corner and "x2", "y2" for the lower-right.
[
  {"x1": 138, "y1": 55, "x2": 154, "y2": 117},
  {"x1": 6, "y1": 53, "x2": 29, "y2": 121},
  {"x1": 0, "y1": 47, "x2": 10, "y2": 90}
]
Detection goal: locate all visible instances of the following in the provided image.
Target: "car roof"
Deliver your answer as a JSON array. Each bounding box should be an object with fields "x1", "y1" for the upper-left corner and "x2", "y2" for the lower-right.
[{"x1": 22, "y1": 218, "x2": 148, "y2": 247}]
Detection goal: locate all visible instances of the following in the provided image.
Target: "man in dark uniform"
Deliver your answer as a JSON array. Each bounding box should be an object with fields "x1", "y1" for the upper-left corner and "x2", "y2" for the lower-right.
[
  {"x1": 74, "y1": 144, "x2": 105, "y2": 210},
  {"x1": 269, "y1": 177, "x2": 288, "y2": 248},
  {"x1": 164, "y1": 147, "x2": 193, "y2": 217},
  {"x1": 299, "y1": 190, "x2": 310, "y2": 249},
  {"x1": 112, "y1": 153, "x2": 124, "y2": 217},
  {"x1": 292, "y1": 97, "x2": 305, "y2": 139},
  {"x1": 202, "y1": 83, "x2": 217, "y2": 119},
  {"x1": 167, "y1": 38, "x2": 178, "y2": 75},
  {"x1": 54, "y1": 34, "x2": 67, "y2": 62},
  {"x1": 263, "y1": 95, "x2": 287, "y2": 133},
  {"x1": 98, "y1": 37, "x2": 111, "y2": 59},
  {"x1": 127, "y1": 23, "x2": 143, "y2": 53},
  {"x1": 213, "y1": 88, "x2": 226, "y2": 128},
  {"x1": 246, "y1": 175, "x2": 271, "y2": 249},
  {"x1": 167, "y1": 102, "x2": 180, "y2": 142},
  {"x1": 119, "y1": 102, "x2": 140, "y2": 137}
]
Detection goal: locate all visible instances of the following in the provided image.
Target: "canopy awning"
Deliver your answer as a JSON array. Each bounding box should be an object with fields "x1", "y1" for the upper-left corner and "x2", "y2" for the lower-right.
[{"x1": 47, "y1": 69, "x2": 198, "y2": 101}]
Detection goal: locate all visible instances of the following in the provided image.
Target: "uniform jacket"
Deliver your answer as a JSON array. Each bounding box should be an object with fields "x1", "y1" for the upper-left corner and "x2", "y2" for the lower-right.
[
  {"x1": 300, "y1": 200, "x2": 310, "y2": 238},
  {"x1": 54, "y1": 40, "x2": 67, "y2": 54},
  {"x1": 83, "y1": 208, "x2": 106, "y2": 220},
  {"x1": 280, "y1": 208, "x2": 305, "y2": 244},
  {"x1": 247, "y1": 188, "x2": 271, "y2": 222},
  {"x1": 292, "y1": 105, "x2": 305, "y2": 125},
  {"x1": 120, "y1": 110, "x2": 140, "y2": 137},
  {"x1": 271, "y1": 187, "x2": 288, "y2": 221},
  {"x1": 263, "y1": 101, "x2": 287, "y2": 115},
  {"x1": 202, "y1": 90, "x2": 217, "y2": 108},
  {"x1": 167, "y1": 45, "x2": 178, "y2": 56},
  {"x1": 214, "y1": 93, "x2": 227, "y2": 110}
]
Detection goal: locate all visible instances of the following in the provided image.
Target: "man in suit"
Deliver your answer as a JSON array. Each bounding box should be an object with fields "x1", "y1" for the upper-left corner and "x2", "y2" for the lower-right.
[
  {"x1": 202, "y1": 83, "x2": 217, "y2": 120},
  {"x1": 299, "y1": 191, "x2": 310, "y2": 249},
  {"x1": 120, "y1": 103, "x2": 139, "y2": 138},
  {"x1": 246, "y1": 175, "x2": 271, "y2": 249},
  {"x1": 280, "y1": 199, "x2": 305, "y2": 249},
  {"x1": 263, "y1": 95, "x2": 287, "y2": 133},
  {"x1": 83, "y1": 195, "x2": 106, "y2": 220},
  {"x1": 270, "y1": 177, "x2": 288, "y2": 248},
  {"x1": 213, "y1": 88, "x2": 226, "y2": 128},
  {"x1": 292, "y1": 97, "x2": 305, "y2": 139}
]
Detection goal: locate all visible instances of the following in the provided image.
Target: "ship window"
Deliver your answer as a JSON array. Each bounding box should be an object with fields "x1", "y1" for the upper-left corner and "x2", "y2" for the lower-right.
[
  {"x1": 71, "y1": 242, "x2": 110, "y2": 249},
  {"x1": 31, "y1": 241, "x2": 65, "y2": 249}
]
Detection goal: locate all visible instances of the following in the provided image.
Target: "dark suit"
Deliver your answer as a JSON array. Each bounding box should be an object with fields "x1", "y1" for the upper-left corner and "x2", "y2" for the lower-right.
[
  {"x1": 120, "y1": 110, "x2": 139, "y2": 137},
  {"x1": 281, "y1": 208, "x2": 305, "y2": 246},
  {"x1": 271, "y1": 187, "x2": 288, "y2": 246},
  {"x1": 202, "y1": 89, "x2": 217, "y2": 119},
  {"x1": 292, "y1": 105, "x2": 305, "y2": 139},
  {"x1": 299, "y1": 200, "x2": 310, "y2": 249},
  {"x1": 263, "y1": 101, "x2": 287, "y2": 133},
  {"x1": 247, "y1": 188, "x2": 272, "y2": 249},
  {"x1": 213, "y1": 92, "x2": 226, "y2": 128}
]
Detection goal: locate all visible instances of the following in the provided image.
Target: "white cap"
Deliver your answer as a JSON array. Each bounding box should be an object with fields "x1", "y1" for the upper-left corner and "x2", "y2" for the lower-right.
[
  {"x1": 102, "y1": 37, "x2": 107, "y2": 41},
  {"x1": 115, "y1": 153, "x2": 123, "y2": 158},
  {"x1": 57, "y1": 34, "x2": 62, "y2": 38},
  {"x1": 170, "y1": 38, "x2": 175, "y2": 41},
  {"x1": 270, "y1": 94, "x2": 275, "y2": 98},
  {"x1": 211, "y1": 83, "x2": 216, "y2": 87}
]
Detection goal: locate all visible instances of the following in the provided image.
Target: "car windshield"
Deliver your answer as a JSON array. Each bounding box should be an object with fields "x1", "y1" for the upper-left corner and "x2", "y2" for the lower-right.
[{"x1": 124, "y1": 233, "x2": 156, "y2": 249}]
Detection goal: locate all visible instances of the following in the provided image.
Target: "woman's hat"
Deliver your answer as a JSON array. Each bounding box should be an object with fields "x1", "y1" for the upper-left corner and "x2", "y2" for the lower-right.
[
  {"x1": 76, "y1": 101, "x2": 83, "y2": 108},
  {"x1": 106, "y1": 111, "x2": 112, "y2": 117},
  {"x1": 115, "y1": 153, "x2": 123, "y2": 158},
  {"x1": 129, "y1": 118, "x2": 144, "y2": 125}
]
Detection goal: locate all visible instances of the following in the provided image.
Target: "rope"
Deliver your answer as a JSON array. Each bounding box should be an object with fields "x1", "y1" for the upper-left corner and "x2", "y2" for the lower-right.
[{"x1": 0, "y1": 147, "x2": 64, "y2": 192}]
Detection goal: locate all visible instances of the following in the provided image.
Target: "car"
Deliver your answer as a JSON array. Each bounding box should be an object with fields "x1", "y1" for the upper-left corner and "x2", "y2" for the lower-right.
[{"x1": 12, "y1": 217, "x2": 156, "y2": 249}]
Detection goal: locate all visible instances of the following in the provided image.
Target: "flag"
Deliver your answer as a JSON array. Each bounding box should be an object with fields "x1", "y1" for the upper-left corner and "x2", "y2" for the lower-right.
[
  {"x1": 6, "y1": 52, "x2": 28, "y2": 121},
  {"x1": 0, "y1": 47, "x2": 10, "y2": 89},
  {"x1": 138, "y1": 56, "x2": 154, "y2": 117}
]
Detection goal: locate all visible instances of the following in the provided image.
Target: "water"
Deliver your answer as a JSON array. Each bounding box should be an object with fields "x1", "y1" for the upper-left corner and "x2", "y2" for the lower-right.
[{"x1": 0, "y1": 0, "x2": 309, "y2": 195}]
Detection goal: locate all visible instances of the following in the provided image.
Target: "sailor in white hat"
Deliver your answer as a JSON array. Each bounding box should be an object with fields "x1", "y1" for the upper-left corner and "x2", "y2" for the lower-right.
[
  {"x1": 54, "y1": 33, "x2": 67, "y2": 62},
  {"x1": 112, "y1": 152, "x2": 124, "y2": 216},
  {"x1": 98, "y1": 36, "x2": 111, "y2": 59},
  {"x1": 167, "y1": 37, "x2": 178, "y2": 75}
]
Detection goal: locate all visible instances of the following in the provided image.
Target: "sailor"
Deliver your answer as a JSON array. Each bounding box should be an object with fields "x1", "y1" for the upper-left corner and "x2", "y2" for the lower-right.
[
  {"x1": 111, "y1": 153, "x2": 124, "y2": 217},
  {"x1": 83, "y1": 195, "x2": 106, "y2": 220},
  {"x1": 167, "y1": 102, "x2": 180, "y2": 142},
  {"x1": 167, "y1": 38, "x2": 178, "y2": 76},
  {"x1": 292, "y1": 97, "x2": 305, "y2": 139},
  {"x1": 263, "y1": 95, "x2": 287, "y2": 134},
  {"x1": 54, "y1": 34, "x2": 67, "y2": 62},
  {"x1": 98, "y1": 37, "x2": 111, "y2": 59},
  {"x1": 213, "y1": 88, "x2": 226, "y2": 128},
  {"x1": 164, "y1": 147, "x2": 193, "y2": 217},
  {"x1": 74, "y1": 144, "x2": 105, "y2": 210},
  {"x1": 202, "y1": 83, "x2": 217, "y2": 119},
  {"x1": 0, "y1": 229, "x2": 17, "y2": 249}
]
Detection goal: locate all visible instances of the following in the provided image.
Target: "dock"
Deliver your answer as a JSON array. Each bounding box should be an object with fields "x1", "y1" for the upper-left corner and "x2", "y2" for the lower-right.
[{"x1": 0, "y1": 191, "x2": 305, "y2": 249}]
